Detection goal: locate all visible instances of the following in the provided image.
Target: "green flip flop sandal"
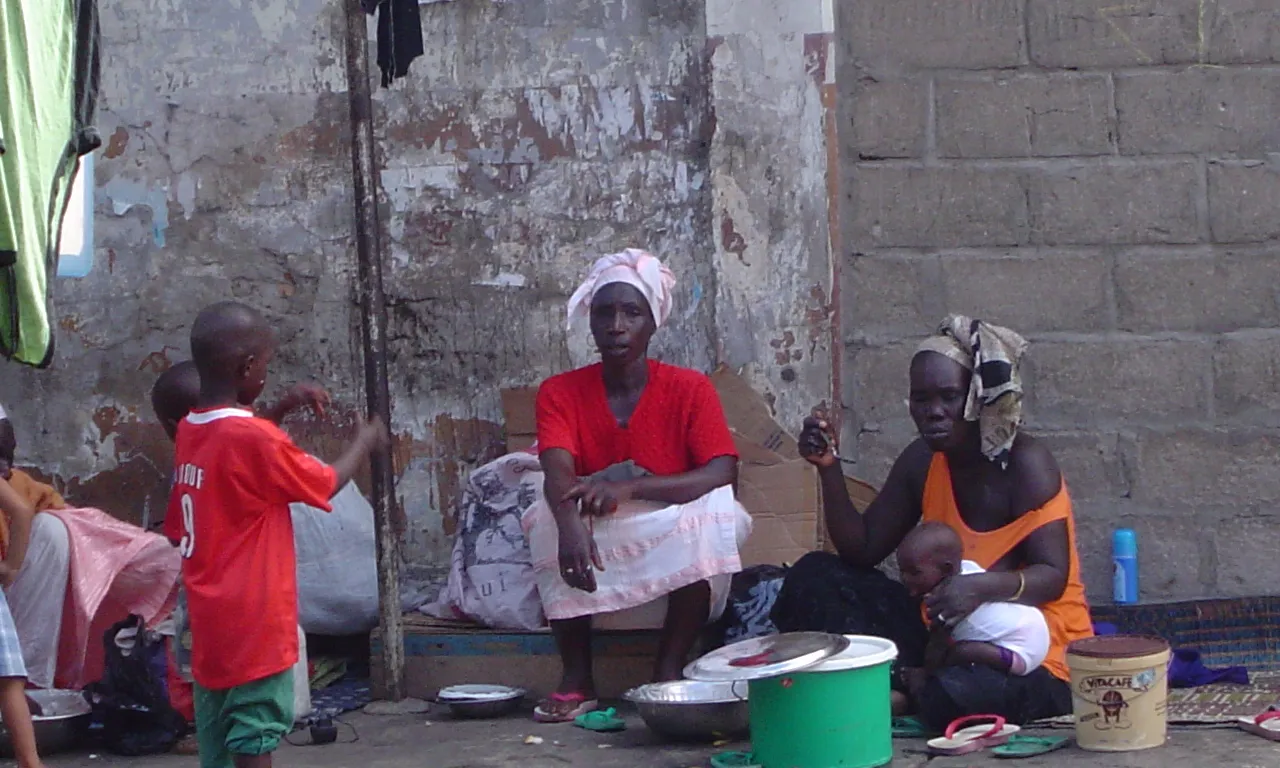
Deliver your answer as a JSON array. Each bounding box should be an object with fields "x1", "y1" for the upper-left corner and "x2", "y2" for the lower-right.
[
  {"x1": 991, "y1": 734, "x2": 1071, "y2": 758},
  {"x1": 892, "y1": 716, "x2": 929, "y2": 739},
  {"x1": 710, "y1": 751, "x2": 761, "y2": 768},
  {"x1": 573, "y1": 707, "x2": 627, "y2": 732}
]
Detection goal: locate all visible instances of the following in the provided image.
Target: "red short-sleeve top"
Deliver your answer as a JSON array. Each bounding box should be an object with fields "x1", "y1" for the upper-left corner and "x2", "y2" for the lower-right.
[{"x1": 535, "y1": 360, "x2": 738, "y2": 477}]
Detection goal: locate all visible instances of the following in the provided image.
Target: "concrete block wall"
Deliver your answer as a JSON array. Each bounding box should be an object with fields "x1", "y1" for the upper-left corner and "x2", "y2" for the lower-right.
[{"x1": 838, "y1": 0, "x2": 1280, "y2": 601}]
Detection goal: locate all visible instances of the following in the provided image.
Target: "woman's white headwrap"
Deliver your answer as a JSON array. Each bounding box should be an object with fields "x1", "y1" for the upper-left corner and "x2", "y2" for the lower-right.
[{"x1": 565, "y1": 249, "x2": 676, "y2": 331}]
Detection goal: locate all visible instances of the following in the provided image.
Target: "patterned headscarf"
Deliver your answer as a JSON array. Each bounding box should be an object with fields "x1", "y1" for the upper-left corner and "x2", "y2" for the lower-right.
[
  {"x1": 565, "y1": 249, "x2": 676, "y2": 331},
  {"x1": 915, "y1": 315, "x2": 1028, "y2": 468}
]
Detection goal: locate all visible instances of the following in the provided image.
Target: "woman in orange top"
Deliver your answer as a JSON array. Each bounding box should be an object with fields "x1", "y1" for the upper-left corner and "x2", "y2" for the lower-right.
[{"x1": 773, "y1": 316, "x2": 1093, "y2": 731}]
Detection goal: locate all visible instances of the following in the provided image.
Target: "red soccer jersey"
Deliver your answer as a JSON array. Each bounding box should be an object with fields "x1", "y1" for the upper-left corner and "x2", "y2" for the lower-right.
[
  {"x1": 168, "y1": 407, "x2": 336, "y2": 690},
  {"x1": 536, "y1": 360, "x2": 738, "y2": 476}
]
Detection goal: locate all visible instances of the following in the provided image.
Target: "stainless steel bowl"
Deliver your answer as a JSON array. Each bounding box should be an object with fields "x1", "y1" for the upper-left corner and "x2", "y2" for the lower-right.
[
  {"x1": 437, "y1": 685, "x2": 526, "y2": 719},
  {"x1": 442, "y1": 696, "x2": 524, "y2": 719},
  {"x1": 0, "y1": 689, "x2": 92, "y2": 757},
  {"x1": 624, "y1": 680, "x2": 749, "y2": 742}
]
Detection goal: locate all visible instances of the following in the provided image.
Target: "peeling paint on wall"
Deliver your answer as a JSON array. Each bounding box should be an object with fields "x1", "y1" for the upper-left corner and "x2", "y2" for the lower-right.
[{"x1": 0, "y1": 0, "x2": 838, "y2": 576}]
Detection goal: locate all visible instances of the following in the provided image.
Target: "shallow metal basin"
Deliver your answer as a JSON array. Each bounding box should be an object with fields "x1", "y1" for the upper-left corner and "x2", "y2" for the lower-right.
[
  {"x1": 0, "y1": 689, "x2": 92, "y2": 757},
  {"x1": 624, "y1": 680, "x2": 749, "y2": 742}
]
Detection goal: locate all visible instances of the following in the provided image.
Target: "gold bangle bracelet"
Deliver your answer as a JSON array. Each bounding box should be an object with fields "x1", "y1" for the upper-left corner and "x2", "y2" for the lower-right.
[{"x1": 1011, "y1": 572, "x2": 1026, "y2": 602}]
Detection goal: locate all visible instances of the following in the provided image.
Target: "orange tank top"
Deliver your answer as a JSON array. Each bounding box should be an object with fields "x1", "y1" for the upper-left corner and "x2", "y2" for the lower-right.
[{"x1": 921, "y1": 454, "x2": 1094, "y2": 681}]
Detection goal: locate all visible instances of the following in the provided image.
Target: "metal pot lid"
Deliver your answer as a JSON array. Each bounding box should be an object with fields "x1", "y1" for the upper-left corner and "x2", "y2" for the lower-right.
[{"x1": 684, "y1": 632, "x2": 851, "y2": 682}]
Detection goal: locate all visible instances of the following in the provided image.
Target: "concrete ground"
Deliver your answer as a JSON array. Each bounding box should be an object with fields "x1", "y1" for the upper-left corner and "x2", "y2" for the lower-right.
[{"x1": 39, "y1": 709, "x2": 1280, "y2": 768}]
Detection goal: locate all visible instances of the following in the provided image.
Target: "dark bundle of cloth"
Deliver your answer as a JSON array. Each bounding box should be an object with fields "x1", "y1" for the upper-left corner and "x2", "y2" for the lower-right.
[{"x1": 361, "y1": 0, "x2": 425, "y2": 87}]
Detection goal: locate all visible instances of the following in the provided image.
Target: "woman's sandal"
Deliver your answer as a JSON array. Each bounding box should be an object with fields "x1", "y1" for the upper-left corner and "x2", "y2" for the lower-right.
[
  {"x1": 926, "y1": 715, "x2": 1020, "y2": 756},
  {"x1": 991, "y1": 734, "x2": 1071, "y2": 758},
  {"x1": 574, "y1": 707, "x2": 626, "y2": 732},
  {"x1": 1239, "y1": 710, "x2": 1280, "y2": 741},
  {"x1": 533, "y1": 692, "x2": 599, "y2": 724}
]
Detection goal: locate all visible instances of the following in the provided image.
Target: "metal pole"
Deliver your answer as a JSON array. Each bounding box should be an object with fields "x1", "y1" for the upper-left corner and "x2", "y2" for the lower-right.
[{"x1": 342, "y1": 0, "x2": 404, "y2": 701}]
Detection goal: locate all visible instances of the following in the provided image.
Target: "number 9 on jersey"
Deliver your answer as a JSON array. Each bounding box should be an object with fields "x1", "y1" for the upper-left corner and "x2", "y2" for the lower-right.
[{"x1": 179, "y1": 493, "x2": 195, "y2": 559}]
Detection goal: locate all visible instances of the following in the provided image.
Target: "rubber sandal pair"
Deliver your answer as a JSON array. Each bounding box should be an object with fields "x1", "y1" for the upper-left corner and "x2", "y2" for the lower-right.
[
  {"x1": 533, "y1": 692, "x2": 599, "y2": 723},
  {"x1": 1239, "y1": 710, "x2": 1280, "y2": 741},
  {"x1": 920, "y1": 714, "x2": 1071, "y2": 758},
  {"x1": 574, "y1": 707, "x2": 626, "y2": 732}
]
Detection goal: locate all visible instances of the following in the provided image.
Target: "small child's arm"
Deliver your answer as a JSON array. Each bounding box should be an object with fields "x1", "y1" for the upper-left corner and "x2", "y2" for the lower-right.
[
  {"x1": 260, "y1": 383, "x2": 330, "y2": 425},
  {"x1": 0, "y1": 478, "x2": 35, "y2": 586}
]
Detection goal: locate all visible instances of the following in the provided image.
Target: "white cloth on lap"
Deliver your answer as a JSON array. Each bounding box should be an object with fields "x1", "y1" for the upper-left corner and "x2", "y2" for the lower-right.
[
  {"x1": 524, "y1": 485, "x2": 751, "y2": 626},
  {"x1": 951, "y1": 560, "x2": 1051, "y2": 676}
]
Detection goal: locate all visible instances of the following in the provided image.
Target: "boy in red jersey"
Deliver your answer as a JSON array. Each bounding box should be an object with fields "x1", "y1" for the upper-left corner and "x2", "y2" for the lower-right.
[
  {"x1": 153, "y1": 361, "x2": 338, "y2": 758},
  {"x1": 169, "y1": 302, "x2": 387, "y2": 768}
]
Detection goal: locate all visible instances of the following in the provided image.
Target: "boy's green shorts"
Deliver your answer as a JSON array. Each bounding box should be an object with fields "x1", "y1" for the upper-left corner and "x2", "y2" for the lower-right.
[{"x1": 194, "y1": 668, "x2": 294, "y2": 768}]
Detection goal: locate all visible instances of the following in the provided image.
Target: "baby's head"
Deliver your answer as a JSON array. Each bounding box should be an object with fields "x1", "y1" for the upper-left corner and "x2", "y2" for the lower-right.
[
  {"x1": 151, "y1": 361, "x2": 201, "y2": 442},
  {"x1": 897, "y1": 522, "x2": 964, "y2": 598}
]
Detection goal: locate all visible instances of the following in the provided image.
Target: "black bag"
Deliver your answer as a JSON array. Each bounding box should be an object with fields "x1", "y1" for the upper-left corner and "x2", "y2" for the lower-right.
[{"x1": 84, "y1": 614, "x2": 187, "y2": 756}]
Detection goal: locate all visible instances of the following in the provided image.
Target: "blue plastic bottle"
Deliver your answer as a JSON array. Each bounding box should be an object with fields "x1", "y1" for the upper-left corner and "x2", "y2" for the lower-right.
[{"x1": 1113, "y1": 528, "x2": 1138, "y2": 604}]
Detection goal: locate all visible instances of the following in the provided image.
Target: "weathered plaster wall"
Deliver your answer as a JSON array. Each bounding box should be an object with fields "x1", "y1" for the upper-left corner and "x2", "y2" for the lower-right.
[
  {"x1": 0, "y1": 0, "x2": 841, "y2": 574},
  {"x1": 839, "y1": 0, "x2": 1280, "y2": 601},
  {"x1": 0, "y1": 0, "x2": 363, "y2": 527},
  {"x1": 706, "y1": 0, "x2": 838, "y2": 441},
  {"x1": 376, "y1": 0, "x2": 720, "y2": 564},
  {"x1": 378, "y1": 0, "x2": 840, "y2": 564}
]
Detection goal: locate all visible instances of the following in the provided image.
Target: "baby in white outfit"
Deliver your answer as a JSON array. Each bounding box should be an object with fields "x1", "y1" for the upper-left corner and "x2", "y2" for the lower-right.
[{"x1": 897, "y1": 522, "x2": 1050, "y2": 676}]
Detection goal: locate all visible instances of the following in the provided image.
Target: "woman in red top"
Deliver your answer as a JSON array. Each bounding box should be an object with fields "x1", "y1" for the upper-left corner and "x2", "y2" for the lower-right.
[{"x1": 525, "y1": 250, "x2": 751, "y2": 723}]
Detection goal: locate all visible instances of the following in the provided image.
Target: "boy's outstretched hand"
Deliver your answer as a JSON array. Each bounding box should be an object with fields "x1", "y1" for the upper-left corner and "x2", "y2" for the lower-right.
[
  {"x1": 331, "y1": 414, "x2": 392, "y2": 492},
  {"x1": 356, "y1": 414, "x2": 391, "y2": 454}
]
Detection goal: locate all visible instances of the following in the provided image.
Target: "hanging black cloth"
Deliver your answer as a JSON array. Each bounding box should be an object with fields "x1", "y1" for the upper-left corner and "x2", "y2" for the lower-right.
[{"x1": 363, "y1": 0, "x2": 423, "y2": 87}]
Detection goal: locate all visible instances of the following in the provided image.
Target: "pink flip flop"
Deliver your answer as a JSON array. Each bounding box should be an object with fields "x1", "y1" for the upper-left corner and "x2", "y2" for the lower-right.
[
  {"x1": 927, "y1": 715, "x2": 1021, "y2": 756},
  {"x1": 533, "y1": 692, "x2": 600, "y2": 724},
  {"x1": 1239, "y1": 710, "x2": 1280, "y2": 741}
]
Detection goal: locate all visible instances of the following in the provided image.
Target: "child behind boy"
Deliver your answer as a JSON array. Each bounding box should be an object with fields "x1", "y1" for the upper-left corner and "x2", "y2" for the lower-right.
[
  {"x1": 151, "y1": 361, "x2": 202, "y2": 754},
  {"x1": 170, "y1": 302, "x2": 387, "y2": 768},
  {"x1": 0, "y1": 476, "x2": 45, "y2": 768},
  {"x1": 897, "y1": 522, "x2": 1050, "y2": 677}
]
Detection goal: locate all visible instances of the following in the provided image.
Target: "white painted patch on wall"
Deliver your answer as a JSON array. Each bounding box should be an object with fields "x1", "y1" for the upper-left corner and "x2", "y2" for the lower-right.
[
  {"x1": 380, "y1": 165, "x2": 460, "y2": 210},
  {"x1": 102, "y1": 175, "x2": 170, "y2": 247},
  {"x1": 175, "y1": 173, "x2": 198, "y2": 220},
  {"x1": 473, "y1": 271, "x2": 527, "y2": 288}
]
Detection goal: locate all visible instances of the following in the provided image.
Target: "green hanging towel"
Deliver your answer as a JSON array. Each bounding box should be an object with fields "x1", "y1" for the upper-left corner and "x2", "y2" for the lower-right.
[{"x1": 0, "y1": 0, "x2": 100, "y2": 367}]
